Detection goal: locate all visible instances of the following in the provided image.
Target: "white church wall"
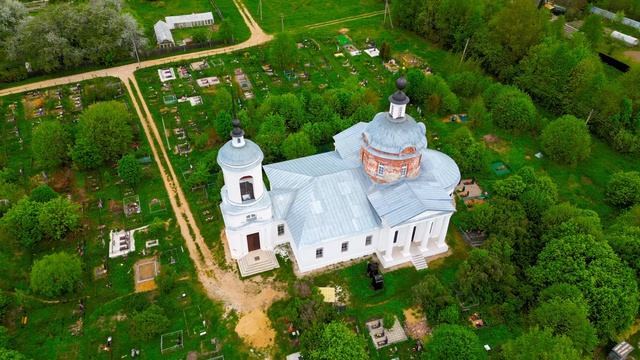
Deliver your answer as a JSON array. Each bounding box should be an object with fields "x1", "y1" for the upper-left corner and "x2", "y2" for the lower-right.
[
  {"x1": 225, "y1": 221, "x2": 276, "y2": 259},
  {"x1": 220, "y1": 196, "x2": 273, "y2": 229},
  {"x1": 294, "y1": 231, "x2": 379, "y2": 273}
]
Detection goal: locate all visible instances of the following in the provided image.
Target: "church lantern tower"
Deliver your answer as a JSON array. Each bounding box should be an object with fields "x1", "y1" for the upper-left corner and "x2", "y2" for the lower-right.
[{"x1": 360, "y1": 78, "x2": 428, "y2": 184}]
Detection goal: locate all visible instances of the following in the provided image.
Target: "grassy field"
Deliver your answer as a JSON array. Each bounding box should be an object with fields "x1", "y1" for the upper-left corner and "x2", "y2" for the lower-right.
[
  {"x1": 244, "y1": 0, "x2": 385, "y2": 33},
  {"x1": 0, "y1": 78, "x2": 246, "y2": 359},
  {"x1": 124, "y1": 0, "x2": 251, "y2": 44}
]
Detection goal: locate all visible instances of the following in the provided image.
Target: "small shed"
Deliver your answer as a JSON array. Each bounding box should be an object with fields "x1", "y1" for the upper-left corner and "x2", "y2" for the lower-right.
[
  {"x1": 608, "y1": 341, "x2": 634, "y2": 360},
  {"x1": 286, "y1": 352, "x2": 302, "y2": 360}
]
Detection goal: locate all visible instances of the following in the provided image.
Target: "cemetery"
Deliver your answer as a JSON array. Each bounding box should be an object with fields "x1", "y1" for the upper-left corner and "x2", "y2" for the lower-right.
[{"x1": 0, "y1": 78, "x2": 243, "y2": 359}]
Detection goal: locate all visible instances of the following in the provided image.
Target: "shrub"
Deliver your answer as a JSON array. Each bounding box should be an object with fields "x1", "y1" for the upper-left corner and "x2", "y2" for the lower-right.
[
  {"x1": 606, "y1": 171, "x2": 640, "y2": 208},
  {"x1": 540, "y1": 115, "x2": 591, "y2": 165}
]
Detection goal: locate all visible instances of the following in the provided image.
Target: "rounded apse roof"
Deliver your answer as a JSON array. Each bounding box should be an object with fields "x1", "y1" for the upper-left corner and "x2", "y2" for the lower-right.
[
  {"x1": 363, "y1": 112, "x2": 427, "y2": 155},
  {"x1": 217, "y1": 139, "x2": 264, "y2": 170}
]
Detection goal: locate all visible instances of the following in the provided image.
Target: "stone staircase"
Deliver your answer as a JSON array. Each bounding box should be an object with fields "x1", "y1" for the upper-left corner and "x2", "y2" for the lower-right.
[
  {"x1": 411, "y1": 253, "x2": 428, "y2": 270},
  {"x1": 237, "y1": 250, "x2": 280, "y2": 277}
]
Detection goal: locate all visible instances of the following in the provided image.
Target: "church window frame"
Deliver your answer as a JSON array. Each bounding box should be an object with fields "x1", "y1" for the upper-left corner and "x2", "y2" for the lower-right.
[
  {"x1": 277, "y1": 224, "x2": 285, "y2": 236},
  {"x1": 316, "y1": 248, "x2": 324, "y2": 259},
  {"x1": 400, "y1": 164, "x2": 408, "y2": 177},
  {"x1": 377, "y1": 163, "x2": 385, "y2": 176},
  {"x1": 240, "y1": 176, "x2": 255, "y2": 202},
  {"x1": 341, "y1": 241, "x2": 349, "y2": 252},
  {"x1": 365, "y1": 235, "x2": 372, "y2": 246}
]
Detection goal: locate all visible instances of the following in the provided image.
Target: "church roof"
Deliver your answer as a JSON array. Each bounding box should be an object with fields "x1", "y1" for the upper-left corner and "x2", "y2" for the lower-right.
[
  {"x1": 264, "y1": 125, "x2": 460, "y2": 247},
  {"x1": 363, "y1": 112, "x2": 427, "y2": 154},
  {"x1": 217, "y1": 139, "x2": 264, "y2": 171}
]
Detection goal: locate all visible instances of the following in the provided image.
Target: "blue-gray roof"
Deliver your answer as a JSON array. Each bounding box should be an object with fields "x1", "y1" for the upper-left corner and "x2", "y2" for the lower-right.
[
  {"x1": 217, "y1": 139, "x2": 264, "y2": 170},
  {"x1": 264, "y1": 123, "x2": 460, "y2": 247},
  {"x1": 363, "y1": 112, "x2": 427, "y2": 154}
]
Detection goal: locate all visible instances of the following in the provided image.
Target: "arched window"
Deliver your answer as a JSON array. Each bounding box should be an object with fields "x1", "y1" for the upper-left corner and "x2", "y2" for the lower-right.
[{"x1": 240, "y1": 176, "x2": 255, "y2": 202}]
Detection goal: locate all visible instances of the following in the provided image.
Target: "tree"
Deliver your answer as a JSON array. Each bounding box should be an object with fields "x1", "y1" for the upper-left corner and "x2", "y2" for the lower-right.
[
  {"x1": 270, "y1": 32, "x2": 298, "y2": 71},
  {"x1": 0, "y1": 0, "x2": 27, "y2": 45},
  {"x1": 31, "y1": 120, "x2": 70, "y2": 170},
  {"x1": 6, "y1": 0, "x2": 147, "y2": 73},
  {"x1": 30, "y1": 252, "x2": 82, "y2": 297},
  {"x1": 211, "y1": 87, "x2": 232, "y2": 116},
  {"x1": 423, "y1": 324, "x2": 486, "y2": 360},
  {"x1": 434, "y1": 0, "x2": 485, "y2": 51},
  {"x1": 606, "y1": 171, "x2": 640, "y2": 208},
  {"x1": 442, "y1": 127, "x2": 486, "y2": 175},
  {"x1": 255, "y1": 114, "x2": 287, "y2": 162},
  {"x1": 412, "y1": 274, "x2": 455, "y2": 323},
  {"x1": 218, "y1": 19, "x2": 234, "y2": 44},
  {"x1": 529, "y1": 234, "x2": 638, "y2": 337},
  {"x1": 379, "y1": 42, "x2": 391, "y2": 61},
  {"x1": 540, "y1": 115, "x2": 591, "y2": 165},
  {"x1": 130, "y1": 304, "x2": 170, "y2": 340},
  {"x1": 282, "y1": 132, "x2": 316, "y2": 160},
  {"x1": 531, "y1": 298, "x2": 598, "y2": 355},
  {"x1": 118, "y1": 154, "x2": 141, "y2": 187},
  {"x1": 30, "y1": 185, "x2": 58, "y2": 203},
  {"x1": 0, "y1": 348, "x2": 28, "y2": 360},
  {"x1": 485, "y1": 85, "x2": 537, "y2": 131},
  {"x1": 38, "y1": 197, "x2": 80, "y2": 241},
  {"x1": 580, "y1": 14, "x2": 604, "y2": 48},
  {"x1": 213, "y1": 110, "x2": 233, "y2": 139},
  {"x1": 300, "y1": 322, "x2": 368, "y2": 360},
  {"x1": 447, "y1": 71, "x2": 489, "y2": 98},
  {"x1": 501, "y1": 328, "x2": 581, "y2": 360},
  {"x1": 457, "y1": 240, "x2": 517, "y2": 304},
  {"x1": 72, "y1": 101, "x2": 132, "y2": 169},
  {"x1": 405, "y1": 70, "x2": 458, "y2": 115},
  {"x1": 2, "y1": 199, "x2": 43, "y2": 247}
]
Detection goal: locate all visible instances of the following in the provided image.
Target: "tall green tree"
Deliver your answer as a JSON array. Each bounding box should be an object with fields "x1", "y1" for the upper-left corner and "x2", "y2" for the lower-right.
[
  {"x1": 71, "y1": 101, "x2": 133, "y2": 169},
  {"x1": 423, "y1": 324, "x2": 486, "y2": 360},
  {"x1": 270, "y1": 32, "x2": 298, "y2": 71},
  {"x1": 606, "y1": 171, "x2": 640, "y2": 209},
  {"x1": 540, "y1": 115, "x2": 591, "y2": 165},
  {"x1": 31, "y1": 120, "x2": 70, "y2": 170},
  {"x1": 580, "y1": 14, "x2": 604, "y2": 48},
  {"x1": 531, "y1": 298, "x2": 598, "y2": 355},
  {"x1": 442, "y1": 127, "x2": 486, "y2": 175},
  {"x1": 30, "y1": 184, "x2": 58, "y2": 203},
  {"x1": 529, "y1": 234, "x2": 638, "y2": 337},
  {"x1": 282, "y1": 132, "x2": 316, "y2": 160},
  {"x1": 255, "y1": 114, "x2": 287, "y2": 162},
  {"x1": 501, "y1": 328, "x2": 581, "y2": 360},
  {"x1": 130, "y1": 304, "x2": 170, "y2": 340},
  {"x1": 301, "y1": 322, "x2": 368, "y2": 360},
  {"x1": 2, "y1": 199, "x2": 43, "y2": 247},
  {"x1": 118, "y1": 154, "x2": 142, "y2": 188},
  {"x1": 485, "y1": 85, "x2": 537, "y2": 131},
  {"x1": 38, "y1": 197, "x2": 80, "y2": 241},
  {"x1": 30, "y1": 252, "x2": 82, "y2": 297}
]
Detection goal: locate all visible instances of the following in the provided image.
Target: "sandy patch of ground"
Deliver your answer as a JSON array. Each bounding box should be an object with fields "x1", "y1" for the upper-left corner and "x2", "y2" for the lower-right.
[
  {"x1": 403, "y1": 307, "x2": 430, "y2": 340},
  {"x1": 482, "y1": 134, "x2": 510, "y2": 154},
  {"x1": 134, "y1": 257, "x2": 159, "y2": 292},
  {"x1": 624, "y1": 50, "x2": 640, "y2": 63},
  {"x1": 235, "y1": 309, "x2": 276, "y2": 349}
]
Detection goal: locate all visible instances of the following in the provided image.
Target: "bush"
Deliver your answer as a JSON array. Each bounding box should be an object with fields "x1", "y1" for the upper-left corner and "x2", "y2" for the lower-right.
[
  {"x1": 30, "y1": 252, "x2": 82, "y2": 297},
  {"x1": 606, "y1": 171, "x2": 640, "y2": 209},
  {"x1": 485, "y1": 85, "x2": 537, "y2": 131},
  {"x1": 540, "y1": 115, "x2": 591, "y2": 165},
  {"x1": 130, "y1": 304, "x2": 170, "y2": 340}
]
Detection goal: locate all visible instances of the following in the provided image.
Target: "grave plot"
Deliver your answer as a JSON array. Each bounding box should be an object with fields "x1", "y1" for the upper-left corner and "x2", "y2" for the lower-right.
[
  {"x1": 133, "y1": 257, "x2": 159, "y2": 292},
  {"x1": 183, "y1": 305, "x2": 208, "y2": 337},
  {"x1": 148, "y1": 197, "x2": 167, "y2": 214},
  {"x1": 161, "y1": 330, "x2": 184, "y2": 353},
  {"x1": 123, "y1": 194, "x2": 142, "y2": 217}
]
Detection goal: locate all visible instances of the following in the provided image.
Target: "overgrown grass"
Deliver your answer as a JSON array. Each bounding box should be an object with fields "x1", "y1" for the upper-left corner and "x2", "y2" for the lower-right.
[{"x1": 244, "y1": 0, "x2": 384, "y2": 33}]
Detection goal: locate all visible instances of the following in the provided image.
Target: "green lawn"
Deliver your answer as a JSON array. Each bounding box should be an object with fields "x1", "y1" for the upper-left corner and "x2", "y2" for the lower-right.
[{"x1": 244, "y1": 0, "x2": 384, "y2": 33}]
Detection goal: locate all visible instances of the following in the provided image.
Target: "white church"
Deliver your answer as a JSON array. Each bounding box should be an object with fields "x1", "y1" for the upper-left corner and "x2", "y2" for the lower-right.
[{"x1": 217, "y1": 78, "x2": 460, "y2": 277}]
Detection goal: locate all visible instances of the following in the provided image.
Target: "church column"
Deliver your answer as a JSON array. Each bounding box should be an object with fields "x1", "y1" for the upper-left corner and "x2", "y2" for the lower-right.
[
  {"x1": 419, "y1": 221, "x2": 430, "y2": 251},
  {"x1": 384, "y1": 228, "x2": 395, "y2": 262},
  {"x1": 437, "y1": 215, "x2": 451, "y2": 249},
  {"x1": 402, "y1": 226, "x2": 412, "y2": 257}
]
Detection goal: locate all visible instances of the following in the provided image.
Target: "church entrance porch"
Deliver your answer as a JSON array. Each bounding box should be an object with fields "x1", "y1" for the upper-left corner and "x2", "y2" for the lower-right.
[
  {"x1": 377, "y1": 242, "x2": 448, "y2": 271},
  {"x1": 237, "y1": 250, "x2": 280, "y2": 277},
  {"x1": 247, "y1": 232, "x2": 261, "y2": 251}
]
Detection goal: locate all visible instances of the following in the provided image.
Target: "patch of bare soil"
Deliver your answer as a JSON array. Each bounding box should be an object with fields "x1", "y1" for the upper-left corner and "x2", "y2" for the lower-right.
[
  {"x1": 624, "y1": 50, "x2": 640, "y2": 63},
  {"x1": 403, "y1": 307, "x2": 430, "y2": 339},
  {"x1": 235, "y1": 309, "x2": 276, "y2": 349}
]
